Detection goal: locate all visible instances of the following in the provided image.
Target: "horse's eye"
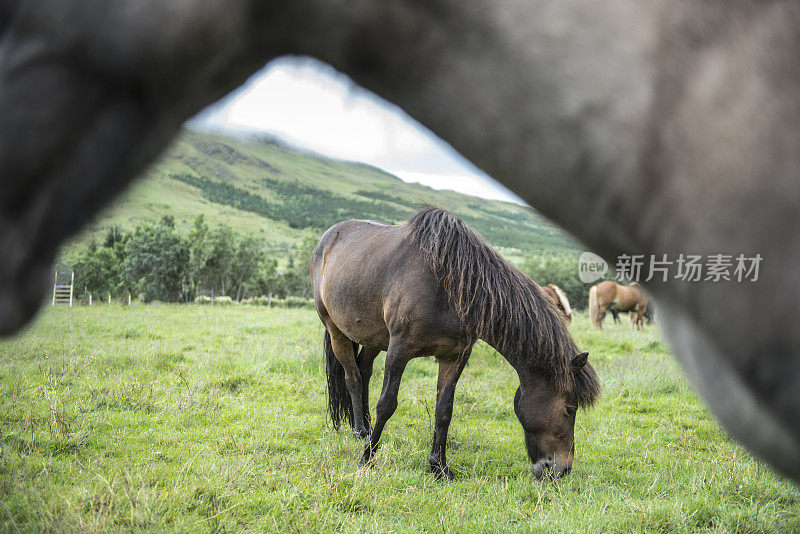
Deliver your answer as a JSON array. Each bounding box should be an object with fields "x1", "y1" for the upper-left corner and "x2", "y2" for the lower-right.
[{"x1": 564, "y1": 406, "x2": 577, "y2": 417}]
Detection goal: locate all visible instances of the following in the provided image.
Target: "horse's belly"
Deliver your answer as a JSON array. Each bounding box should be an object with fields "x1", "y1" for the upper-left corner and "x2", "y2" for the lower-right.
[
  {"x1": 336, "y1": 316, "x2": 390, "y2": 350},
  {"x1": 324, "y1": 287, "x2": 390, "y2": 349}
]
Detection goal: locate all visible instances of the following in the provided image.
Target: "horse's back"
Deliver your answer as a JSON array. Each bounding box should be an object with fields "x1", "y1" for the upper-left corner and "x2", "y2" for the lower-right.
[
  {"x1": 594, "y1": 280, "x2": 618, "y2": 303},
  {"x1": 312, "y1": 219, "x2": 406, "y2": 293},
  {"x1": 312, "y1": 219, "x2": 466, "y2": 354},
  {"x1": 312, "y1": 220, "x2": 400, "y2": 343},
  {"x1": 613, "y1": 282, "x2": 647, "y2": 311}
]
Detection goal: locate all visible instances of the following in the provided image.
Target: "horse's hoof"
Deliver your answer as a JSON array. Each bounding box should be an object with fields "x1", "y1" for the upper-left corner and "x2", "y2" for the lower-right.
[
  {"x1": 359, "y1": 441, "x2": 377, "y2": 468},
  {"x1": 430, "y1": 464, "x2": 455, "y2": 481},
  {"x1": 353, "y1": 427, "x2": 371, "y2": 440},
  {"x1": 359, "y1": 453, "x2": 375, "y2": 469}
]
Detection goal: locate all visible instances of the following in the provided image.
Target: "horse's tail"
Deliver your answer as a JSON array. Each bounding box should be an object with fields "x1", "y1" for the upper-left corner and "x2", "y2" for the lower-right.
[
  {"x1": 324, "y1": 329, "x2": 358, "y2": 431},
  {"x1": 589, "y1": 285, "x2": 601, "y2": 329}
]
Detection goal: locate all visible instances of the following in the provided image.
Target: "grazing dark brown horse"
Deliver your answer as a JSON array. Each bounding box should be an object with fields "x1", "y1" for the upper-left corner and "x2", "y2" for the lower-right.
[
  {"x1": 541, "y1": 284, "x2": 573, "y2": 323},
  {"x1": 311, "y1": 207, "x2": 600, "y2": 479},
  {"x1": 589, "y1": 281, "x2": 648, "y2": 330}
]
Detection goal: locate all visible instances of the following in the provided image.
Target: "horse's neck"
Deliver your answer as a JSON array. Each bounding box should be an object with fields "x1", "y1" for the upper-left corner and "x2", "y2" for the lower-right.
[{"x1": 483, "y1": 338, "x2": 529, "y2": 379}]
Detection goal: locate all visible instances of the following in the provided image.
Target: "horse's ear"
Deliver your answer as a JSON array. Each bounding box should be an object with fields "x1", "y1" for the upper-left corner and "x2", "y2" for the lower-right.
[{"x1": 572, "y1": 352, "x2": 589, "y2": 371}]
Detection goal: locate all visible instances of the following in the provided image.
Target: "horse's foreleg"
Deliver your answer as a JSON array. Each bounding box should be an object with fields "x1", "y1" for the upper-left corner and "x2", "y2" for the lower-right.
[
  {"x1": 631, "y1": 311, "x2": 643, "y2": 330},
  {"x1": 357, "y1": 346, "x2": 381, "y2": 435},
  {"x1": 360, "y1": 339, "x2": 410, "y2": 467},
  {"x1": 429, "y1": 354, "x2": 470, "y2": 481}
]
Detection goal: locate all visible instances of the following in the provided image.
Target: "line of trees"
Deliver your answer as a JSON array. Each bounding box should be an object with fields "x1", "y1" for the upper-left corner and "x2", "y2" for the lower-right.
[
  {"x1": 68, "y1": 215, "x2": 589, "y2": 308},
  {"x1": 70, "y1": 215, "x2": 316, "y2": 303}
]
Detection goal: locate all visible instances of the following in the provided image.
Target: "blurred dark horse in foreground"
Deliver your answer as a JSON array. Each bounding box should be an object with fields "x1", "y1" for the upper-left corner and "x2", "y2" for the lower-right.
[
  {"x1": 312, "y1": 207, "x2": 599, "y2": 479},
  {"x1": 542, "y1": 284, "x2": 573, "y2": 323},
  {"x1": 1, "y1": 2, "x2": 799, "y2": 480},
  {"x1": 589, "y1": 281, "x2": 648, "y2": 330}
]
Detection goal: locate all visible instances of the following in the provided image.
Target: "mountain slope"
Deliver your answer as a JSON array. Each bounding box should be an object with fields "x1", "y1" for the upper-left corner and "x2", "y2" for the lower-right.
[{"x1": 67, "y1": 129, "x2": 580, "y2": 263}]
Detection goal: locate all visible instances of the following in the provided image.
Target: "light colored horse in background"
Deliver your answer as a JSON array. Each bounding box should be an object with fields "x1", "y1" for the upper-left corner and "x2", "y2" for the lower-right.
[
  {"x1": 589, "y1": 281, "x2": 647, "y2": 330},
  {"x1": 542, "y1": 284, "x2": 573, "y2": 323}
]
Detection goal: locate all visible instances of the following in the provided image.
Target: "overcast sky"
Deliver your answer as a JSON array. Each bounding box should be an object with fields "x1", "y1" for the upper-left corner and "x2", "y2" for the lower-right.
[{"x1": 190, "y1": 58, "x2": 525, "y2": 205}]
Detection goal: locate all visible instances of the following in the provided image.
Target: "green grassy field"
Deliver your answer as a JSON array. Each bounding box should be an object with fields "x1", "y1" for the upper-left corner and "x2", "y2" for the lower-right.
[{"x1": 0, "y1": 306, "x2": 798, "y2": 532}]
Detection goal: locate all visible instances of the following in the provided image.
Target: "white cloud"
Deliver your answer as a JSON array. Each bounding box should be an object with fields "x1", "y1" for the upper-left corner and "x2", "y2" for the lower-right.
[{"x1": 191, "y1": 58, "x2": 526, "y2": 205}]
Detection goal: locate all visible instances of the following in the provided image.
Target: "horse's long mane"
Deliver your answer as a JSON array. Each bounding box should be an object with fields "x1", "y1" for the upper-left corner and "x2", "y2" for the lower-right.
[
  {"x1": 549, "y1": 284, "x2": 573, "y2": 318},
  {"x1": 406, "y1": 206, "x2": 599, "y2": 407}
]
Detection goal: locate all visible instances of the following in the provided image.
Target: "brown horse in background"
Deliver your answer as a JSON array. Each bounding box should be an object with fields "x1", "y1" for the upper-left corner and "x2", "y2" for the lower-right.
[
  {"x1": 589, "y1": 281, "x2": 648, "y2": 330},
  {"x1": 311, "y1": 207, "x2": 599, "y2": 480},
  {"x1": 542, "y1": 284, "x2": 573, "y2": 323}
]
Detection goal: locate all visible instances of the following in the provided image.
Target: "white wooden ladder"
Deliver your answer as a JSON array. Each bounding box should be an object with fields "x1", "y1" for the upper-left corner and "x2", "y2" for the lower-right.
[{"x1": 52, "y1": 271, "x2": 74, "y2": 307}]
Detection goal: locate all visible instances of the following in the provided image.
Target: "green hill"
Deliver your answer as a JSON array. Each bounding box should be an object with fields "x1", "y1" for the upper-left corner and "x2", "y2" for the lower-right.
[{"x1": 65, "y1": 129, "x2": 580, "y2": 264}]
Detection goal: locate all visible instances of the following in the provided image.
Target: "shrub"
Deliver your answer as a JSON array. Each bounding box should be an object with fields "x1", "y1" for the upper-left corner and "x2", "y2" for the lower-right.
[
  {"x1": 278, "y1": 297, "x2": 314, "y2": 309},
  {"x1": 240, "y1": 296, "x2": 270, "y2": 306},
  {"x1": 194, "y1": 295, "x2": 235, "y2": 305},
  {"x1": 239, "y1": 296, "x2": 314, "y2": 309}
]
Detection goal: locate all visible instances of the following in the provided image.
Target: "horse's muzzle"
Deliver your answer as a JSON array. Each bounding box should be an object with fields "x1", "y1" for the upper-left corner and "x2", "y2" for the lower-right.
[{"x1": 530, "y1": 459, "x2": 571, "y2": 479}]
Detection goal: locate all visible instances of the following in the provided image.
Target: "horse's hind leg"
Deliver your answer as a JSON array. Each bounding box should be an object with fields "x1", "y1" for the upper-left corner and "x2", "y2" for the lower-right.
[
  {"x1": 357, "y1": 346, "x2": 381, "y2": 434},
  {"x1": 596, "y1": 303, "x2": 609, "y2": 329},
  {"x1": 429, "y1": 353, "x2": 470, "y2": 481},
  {"x1": 360, "y1": 338, "x2": 412, "y2": 467},
  {"x1": 327, "y1": 325, "x2": 370, "y2": 439}
]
